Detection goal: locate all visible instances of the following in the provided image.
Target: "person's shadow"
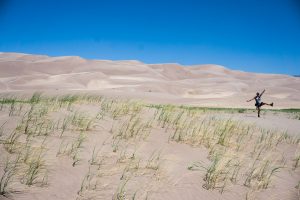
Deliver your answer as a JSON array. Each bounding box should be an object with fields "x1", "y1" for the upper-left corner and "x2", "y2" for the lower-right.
[{"x1": 244, "y1": 115, "x2": 258, "y2": 118}]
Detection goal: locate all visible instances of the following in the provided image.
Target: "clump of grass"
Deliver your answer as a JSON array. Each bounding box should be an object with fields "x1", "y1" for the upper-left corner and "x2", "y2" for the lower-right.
[
  {"x1": 112, "y1": 178, "x2": 130, "y2": 200},
  {"x1": 57, "y1": 132, "x2": 86, "y2": 166},
  {"x1": 294, "y1": 155, "x2": 300, "y2": 170},
  {"x1": 21, "y1": 139, "x2": 34, "y2": 164},
  {"x1": 118, "y1": 151, "x2": 141, "y2": 182},
  {"x1": 238, "y1": 109, "x2": 246, "y2": 113},
  {"x1": 30, "y1": 92, "x2": 42, "y2": 104},
  {"x1": 244, "y1": 155, "x2": 284, "y2": 189},
  {"x1": 58, "y1": 94, "x2": 79, "y2": 110},
  {"x1": 293, "y1": 145, "x2": 300, "y2": 170},
  {"x1": 69, "y1": 112, "x2": 95, "y2": 131},
  {"x1": 60, "y1": 116, "x2": 71, "y2": 137},
  {"x1": 102, "y1": 100, "x2": 143, "y2": 120},
  {"x1": 89, "y1": 145, "x2": 102, "y2": 166},
  {"x1": 8, "y1": 100, "x2": 16, "y2": 117},
  {"x1": 77, "y1": 167, "x2": 99, "y2": 196},
  {"x1": 189, "y1": 151, "x2": 241, "y2": 193},
  {"x1": 113, "y1": 115, "x2": 152, "y2": 141},
  {"x1": 22, "y1": 149, "x2": 48, "y2": 186},
  {"x1": 111, "y1": 137, "x2": 121, "y2": 153},
  {"x1": 3, "y1": 131, "x2": 22, "y2": 153},
  {"x1": 0, "y1": 156, "x2": 20, "y2": 196},
  {"x1": 146, "y1": 150, "x2": 161, "y2": 171},
  {"x1": 0, "y1": 121, "x2": 7, "y2": 139}
]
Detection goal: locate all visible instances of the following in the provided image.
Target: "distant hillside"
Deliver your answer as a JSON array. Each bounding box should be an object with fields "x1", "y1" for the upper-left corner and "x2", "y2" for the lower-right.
[{"x1": 0, "y1": 52, "x2": 300, "y2": 108}]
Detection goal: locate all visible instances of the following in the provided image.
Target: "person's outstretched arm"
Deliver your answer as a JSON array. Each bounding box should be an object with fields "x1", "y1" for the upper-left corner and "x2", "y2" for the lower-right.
[
  {"x1": 259, "y1": 89, "x2": 266, "y2": 97},
  {"x1": 247, "y1": 97, "x2": 255, "y2": 102}
]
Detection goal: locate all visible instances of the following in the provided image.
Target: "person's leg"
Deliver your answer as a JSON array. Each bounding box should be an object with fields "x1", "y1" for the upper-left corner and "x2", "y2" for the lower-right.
[
  {"x1": 257, "y1": 107, "x2": 261, "y2": 117},
  {"x1": 260, "y1": 102, "x2": 273, "y2": 106}
]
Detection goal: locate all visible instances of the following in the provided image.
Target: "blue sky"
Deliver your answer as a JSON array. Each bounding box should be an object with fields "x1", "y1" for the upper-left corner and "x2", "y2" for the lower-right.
[{"x1": 0, "y1": 0, "x2": 300, "y2": 75}]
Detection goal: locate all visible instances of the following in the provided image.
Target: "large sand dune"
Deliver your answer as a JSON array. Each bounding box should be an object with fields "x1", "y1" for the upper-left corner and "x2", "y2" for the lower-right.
[{"x1": 1, "y1": 52, "x2": 299, "y2": 108}]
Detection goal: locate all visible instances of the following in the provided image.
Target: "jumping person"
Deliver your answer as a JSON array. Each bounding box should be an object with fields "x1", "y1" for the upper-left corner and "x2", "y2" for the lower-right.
[{"x1": 247, "y1": 89, "x2": 273, "y2": 118}]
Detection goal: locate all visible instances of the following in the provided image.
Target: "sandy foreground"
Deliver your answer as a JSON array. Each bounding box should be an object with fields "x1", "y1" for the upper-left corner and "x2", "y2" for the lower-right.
[{"x1": 0, "y1": 53, "x2": 300, "y2": 200}]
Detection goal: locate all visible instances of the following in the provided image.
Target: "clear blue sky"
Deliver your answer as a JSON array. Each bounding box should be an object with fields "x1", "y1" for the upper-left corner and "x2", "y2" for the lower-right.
[{"x1": 0, "y1": 0, "x2": 300, "y2": 75}]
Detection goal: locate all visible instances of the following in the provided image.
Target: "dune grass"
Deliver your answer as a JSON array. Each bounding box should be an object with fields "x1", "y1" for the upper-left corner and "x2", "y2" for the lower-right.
[
  {"x1": 0, "y1": 93, "x2": 299, "y2": 199},
  {"x1": 0, "y1": 156, "x2": 20, "y2": 196}
]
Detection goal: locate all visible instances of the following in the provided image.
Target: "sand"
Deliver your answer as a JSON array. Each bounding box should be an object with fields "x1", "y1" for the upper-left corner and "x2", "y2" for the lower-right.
[
  {"x1": 1, "y1": 52, "x2": 300, "y2": 108},
  {"x1": 0, "y1": 52, "x2": 300, "y2": 200}
]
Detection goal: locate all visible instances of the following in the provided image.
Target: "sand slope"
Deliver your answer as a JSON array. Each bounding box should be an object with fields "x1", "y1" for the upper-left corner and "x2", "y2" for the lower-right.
[
  {"x1": 1, "y1": 52, "x2": 300, "y2": 108},
  {"x1": 0, "y1": 96, "x2": 299, "y2": 200}
]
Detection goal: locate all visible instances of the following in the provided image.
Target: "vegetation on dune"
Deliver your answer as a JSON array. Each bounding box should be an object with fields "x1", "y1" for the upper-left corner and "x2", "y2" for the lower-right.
[{"x1": 0, "y1": 92, "x2": 299, "y2": 199}]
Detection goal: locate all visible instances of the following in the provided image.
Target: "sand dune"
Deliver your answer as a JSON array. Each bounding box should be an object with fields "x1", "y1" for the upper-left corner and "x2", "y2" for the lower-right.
[
  {"x1": 0, "y1": 95, "x2": 299, "y2": 200},
  {"x1": 1, "y1": 52, "x2": 300, "y2": 108},
  {"x1": 1, "y1": 52, "x2": 300, "y2": 200}
]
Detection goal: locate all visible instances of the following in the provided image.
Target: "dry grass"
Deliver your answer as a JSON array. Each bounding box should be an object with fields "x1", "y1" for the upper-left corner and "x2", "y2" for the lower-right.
[{"x1": 0, "y1": 93, "x2": 299, "y2": 199}]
